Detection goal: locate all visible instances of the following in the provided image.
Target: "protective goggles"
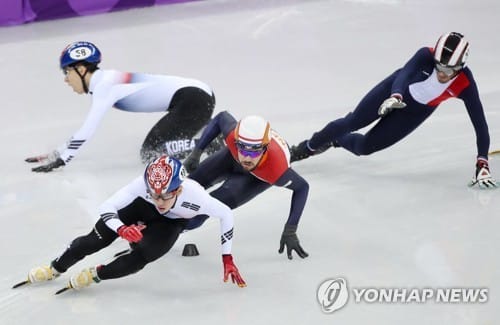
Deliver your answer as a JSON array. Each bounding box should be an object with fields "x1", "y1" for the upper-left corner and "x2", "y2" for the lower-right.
[
  {"x1": 435, "y1": 63, "x2": 462, "y2": 77},
  {"x1": 235, "y1": 141, "x2": 267, "y2": 158},
  {"x1": 149, "y1": 187, "x2": 179, "y2": 200}
]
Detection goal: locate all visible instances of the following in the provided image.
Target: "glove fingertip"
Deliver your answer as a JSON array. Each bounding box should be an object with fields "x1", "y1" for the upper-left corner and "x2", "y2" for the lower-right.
[{"x1": 298, "y1": 247, "x2": 309, "y2": 258}]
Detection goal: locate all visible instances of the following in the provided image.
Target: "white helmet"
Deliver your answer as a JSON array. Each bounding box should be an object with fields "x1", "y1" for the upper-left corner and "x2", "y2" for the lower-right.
[
  {"x1": 234, "y1": 115, "x2": 271, "y2": 150},
  {"x1": 434, "y1": 32, "x2": 469, "y2": 68}
]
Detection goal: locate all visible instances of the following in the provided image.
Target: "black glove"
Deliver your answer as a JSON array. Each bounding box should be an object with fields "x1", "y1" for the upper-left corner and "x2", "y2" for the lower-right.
[
  {"x1": 32, "y1": 158, "x2": 65, "y2": 173},
  {"x1": 183, "y1": 148, "x2": 203, "y2": 173},
  {"x1": 278, "y1": 224, "x2": 309, "y2": 260}
]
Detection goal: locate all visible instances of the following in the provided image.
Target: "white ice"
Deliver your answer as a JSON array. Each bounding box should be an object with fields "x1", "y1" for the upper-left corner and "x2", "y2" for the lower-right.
[{"x1": 0, "y1": 0, "x2": 499, "y2": 324}]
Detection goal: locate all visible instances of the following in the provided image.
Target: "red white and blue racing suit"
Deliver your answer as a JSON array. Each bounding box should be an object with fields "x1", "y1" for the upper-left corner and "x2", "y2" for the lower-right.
[{"x1": 308, "y1": 47, "x2": 490, "y2": 158}]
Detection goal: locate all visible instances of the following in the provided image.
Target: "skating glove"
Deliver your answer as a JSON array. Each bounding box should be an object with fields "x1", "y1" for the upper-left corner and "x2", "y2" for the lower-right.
[
  {"x1": 222, "y1": 254, "x2": 246, "y2": 287},
  {"x1": 31, "y1": 158, "x2": 65, "y2": 173},
  {"x1": 183, "y1": 148, "x2": 203, "y2": 173},
  {"x1": 278, "y1": 224, "x2": 309, "y2": 260},
  {"x1": 468, "y1": 157, "x2": 498, "y2": 189},
  {"x1": 26, "y1": 150, "x2": 60, "y2": 163},
  {"x1": 378, "y1": 94, "x2": 406, "y2": 116},
  {"x1": 117, "y1": 224, "x2": 146, "y2": 243},
  {"x1": 25, "y1": 154, "x2": 49, "y2": 163}
]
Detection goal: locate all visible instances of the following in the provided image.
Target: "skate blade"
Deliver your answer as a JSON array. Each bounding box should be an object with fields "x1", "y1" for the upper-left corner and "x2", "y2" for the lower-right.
[
  {"x1": 12, "y1": 280, "x2": 29, "y2": 289},
  {"x1": 55, "y1": 286, "x2": 72, "y2": 295}
]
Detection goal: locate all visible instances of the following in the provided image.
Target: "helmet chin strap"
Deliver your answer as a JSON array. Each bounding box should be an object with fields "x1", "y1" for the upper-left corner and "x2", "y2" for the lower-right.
[{"x1": 74, "y1": 67, "x2": 90, "y2": 94}]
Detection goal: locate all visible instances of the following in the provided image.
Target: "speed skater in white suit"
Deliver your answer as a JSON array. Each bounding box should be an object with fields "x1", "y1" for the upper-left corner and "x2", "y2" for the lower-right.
[
  {"x1": 26, "y1": 41, "x2": 221, "y2": 172},
  {"x1": 14, "y1": 155, "x2": 246, "y2": 293}
]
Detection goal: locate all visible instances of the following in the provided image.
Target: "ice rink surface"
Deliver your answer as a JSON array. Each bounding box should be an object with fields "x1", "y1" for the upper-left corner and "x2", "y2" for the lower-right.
[{"x1": 1, "y1": 0, "x2": 499, "y2": 324}]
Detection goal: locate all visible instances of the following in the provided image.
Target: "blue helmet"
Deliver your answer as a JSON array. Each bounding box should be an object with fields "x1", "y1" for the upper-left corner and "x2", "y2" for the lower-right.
[
  {"x1": 144, "y1": 155, "x2": 186, "y2": 196},
  {"x1": 59, "y1": 41, "x2": 101, "y2": 69}
]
